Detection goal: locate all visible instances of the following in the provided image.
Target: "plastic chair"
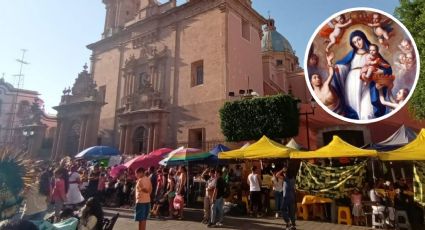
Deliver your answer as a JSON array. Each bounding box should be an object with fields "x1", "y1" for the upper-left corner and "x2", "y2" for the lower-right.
[
  {"x1": 337, "y1": 206, "x2": 352, "y2": 225},
  {"x1": 396, "y1": 210, "x2": 411, "y2": 230},
  {"x1": 371, "y1": 210, "x2": 385, "y2": 229},
  {"x1": 296, "y1": 203, "x2": 309, "y2": 220}
]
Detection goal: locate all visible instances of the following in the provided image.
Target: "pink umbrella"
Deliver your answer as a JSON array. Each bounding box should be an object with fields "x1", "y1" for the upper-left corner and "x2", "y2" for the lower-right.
[
  {"x1": 148, "y1": 148, "x2": 173, "y2": 157},
  {"x1": 109, "y1": 165, "x2": 127, "y2": 179},
  {"x1": 124, "y1": 148, "x2": 172, "y2": 172}
]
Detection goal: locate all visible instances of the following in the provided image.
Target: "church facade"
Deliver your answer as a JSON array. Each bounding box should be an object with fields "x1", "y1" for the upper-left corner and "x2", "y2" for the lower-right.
[
  {"x1": 85, "y1": 0, "x2": 268, "y2": 155},
  {"x1": 51, "y1": 0, "x2": 305, "y2": 158}
]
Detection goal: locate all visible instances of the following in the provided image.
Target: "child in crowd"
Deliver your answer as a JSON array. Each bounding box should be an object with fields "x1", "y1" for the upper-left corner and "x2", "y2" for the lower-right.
[{"x1": 351, "y1": 188, "x2": 364, "y2": 226}]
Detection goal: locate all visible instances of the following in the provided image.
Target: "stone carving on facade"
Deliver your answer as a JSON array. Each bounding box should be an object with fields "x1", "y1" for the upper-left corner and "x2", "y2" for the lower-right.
[
  {"x1": 60, "y1": 64, "x2": 103, "y2": 105},
  {"x1": 218, "y1": 2, "x2": 227, "y2": 12},
  {"x1": 53, "y1": 64, "x2": 104, "y2": 159},
  {"x1": 71, "y1": 64, "x2": 98, "y2": 98},
  {"x1": 132, "y1": 30, "x2": 158, "y2": 49},
  {"x1": 124, "y1": 54, "x2": 138, "y2": 70}
]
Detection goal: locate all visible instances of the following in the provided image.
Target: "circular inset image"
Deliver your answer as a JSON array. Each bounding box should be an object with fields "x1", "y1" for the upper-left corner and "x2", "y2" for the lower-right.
[{"x1": 305, "y1": 7, "x2": 420, "y2": 124}]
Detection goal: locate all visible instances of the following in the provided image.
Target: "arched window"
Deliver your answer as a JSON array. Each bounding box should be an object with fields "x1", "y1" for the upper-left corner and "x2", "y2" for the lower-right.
[{"x1": 133, "y1": 126, "x2": 147, "y2": 154}]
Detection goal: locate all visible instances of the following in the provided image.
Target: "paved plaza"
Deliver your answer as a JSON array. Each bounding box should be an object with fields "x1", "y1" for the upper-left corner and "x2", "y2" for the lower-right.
[{"x1": 105, "y1": 208, "x2": 368, "y2": 230}]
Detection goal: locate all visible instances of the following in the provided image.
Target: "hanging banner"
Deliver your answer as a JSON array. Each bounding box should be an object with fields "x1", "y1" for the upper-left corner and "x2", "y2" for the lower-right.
[
  {"x1": 296, "y1": 160, "x2": 367, "y2": 198},
  {"x1": 413, "y1": 161, "x2": 425, "y2": 206}
]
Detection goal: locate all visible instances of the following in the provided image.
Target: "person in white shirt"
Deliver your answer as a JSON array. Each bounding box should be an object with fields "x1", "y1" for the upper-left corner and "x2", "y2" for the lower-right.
[
  {"x1": 369, "y1": 183, "x2": 395, "y2": 225},
  {"x1": 201, "y1": 168, "x2": 216, "y2": 224},
  {"x1": 247, "y1": 166, "x2": 262, "y2": 217},
  {"x1": 272, "y1": 170, "x2": 283, "y2": 218},
  {"x1": 65, "y1": 165, "x2": 85, "y2": 208}
]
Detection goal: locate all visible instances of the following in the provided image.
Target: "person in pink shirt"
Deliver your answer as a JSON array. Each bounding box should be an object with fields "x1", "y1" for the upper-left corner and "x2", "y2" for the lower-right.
[
  {"x1": 51, "y1": 169, "x2": 67, "y2": 221},
  {"x1": 351, "y1": 188, "x2": 364, "y2": 226},
  {"x1": 134, "y1": 167, "x2": 152, "y2": 230}
]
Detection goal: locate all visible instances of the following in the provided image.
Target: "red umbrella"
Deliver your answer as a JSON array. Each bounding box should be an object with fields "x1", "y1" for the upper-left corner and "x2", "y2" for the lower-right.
[
  {"x1": 148, "y1": 148, "x2": 173, "y2": 157},
  {"x1": 124, "y1": 148, "x2": 172, "y2": 172}
]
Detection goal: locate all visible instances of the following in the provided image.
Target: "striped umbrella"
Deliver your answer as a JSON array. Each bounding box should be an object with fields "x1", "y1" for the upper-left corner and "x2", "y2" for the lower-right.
[{"x1": 159, "y1": 147, "x2": 207, "y2": 166}]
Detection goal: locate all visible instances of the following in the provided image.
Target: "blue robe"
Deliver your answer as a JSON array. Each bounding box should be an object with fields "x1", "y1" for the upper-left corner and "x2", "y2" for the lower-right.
[{"x1": 332, "y1": 50, "x2": 392, "y2": 120}]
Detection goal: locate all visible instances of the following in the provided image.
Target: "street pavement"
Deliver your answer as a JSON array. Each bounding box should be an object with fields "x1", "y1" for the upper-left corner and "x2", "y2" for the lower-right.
[{"x1": 105, "y1": 207, "x2": 369, "y2": 230}]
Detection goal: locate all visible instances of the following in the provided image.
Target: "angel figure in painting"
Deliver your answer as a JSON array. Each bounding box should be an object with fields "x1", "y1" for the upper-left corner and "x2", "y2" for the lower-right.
[
  {"x1": 394, "y1": 53, "x2": 407, "y2": 71},
  {"x1": 378, "y1": 87, "x2": 409, "y2": 110},
  {"x1": 398, "y1": 38, "x2": 413, "y2": 54},
  {"x1": 367, "y1": 13, "x2": 393, "y2": 49},
  {"x1": 310, "y1": 52, "x2": 339, "y2": 110},
  {"x1": 360, "y1": 44, "x2": 390, "y2": 85},
  {"x1": 321, "y1": 14, "x2": 353, "y2": 52}
]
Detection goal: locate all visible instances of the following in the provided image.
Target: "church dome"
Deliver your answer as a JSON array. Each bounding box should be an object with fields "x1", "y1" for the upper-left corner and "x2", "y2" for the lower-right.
[{"x1": 262, "y1": 19, "x2": 294, "y2": 54}]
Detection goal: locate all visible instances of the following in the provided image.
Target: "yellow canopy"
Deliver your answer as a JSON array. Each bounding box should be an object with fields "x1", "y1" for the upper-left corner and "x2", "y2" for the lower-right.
[
  {"x1": 290, "y1": 135, "x2": 377, "y2": 159},
  {"x1": 219, "y1": 136, "x2": 291, "y2": 159},
  {"x1": 379, "y1": 128, "x2": 425, "y2": 161},
  {"x1": 218, "y1": 142, "x2": 249, "y2": 159}
]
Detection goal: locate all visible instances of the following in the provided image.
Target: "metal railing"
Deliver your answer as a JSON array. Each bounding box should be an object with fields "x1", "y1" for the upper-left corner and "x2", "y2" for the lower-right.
[{"x1": 176, "y1": 140, "x2": 226, "y2": 151}]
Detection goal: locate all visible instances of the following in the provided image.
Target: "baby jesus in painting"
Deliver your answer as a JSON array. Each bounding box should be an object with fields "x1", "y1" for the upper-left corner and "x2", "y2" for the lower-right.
[
  {"x1": 360, "y1": 44, "x2": 390, "y2": 85},
  {"x1": 310, "y1": 52, "x2": 339, "y2": 110}
]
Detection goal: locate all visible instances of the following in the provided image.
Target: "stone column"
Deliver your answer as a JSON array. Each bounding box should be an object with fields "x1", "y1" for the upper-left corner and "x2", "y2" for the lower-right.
[
  {"x1": 83, "y1": 116, "x2": 92, "y2": 149},
  {"x1": 78, "y1": 116, "x2": 88, "y2": 152},
  {"x1": 55, "y1": 121, "x2": 65, "y2": 160},
  {"x1": 124, "y1": 126, "x2": 132, "y2": 155},
  {"x1": 149, "y1": 64, "x2": 155, "y2": 90},
  {"x1": 51, "y1": 120, "x2": 61, "y2": 160},
  {"x1": 130, "y1": 73, "x2": 135, "y2": 95},
  {"x1": 119, "y1": 125, "x2": 127, "y2": 153},
  {"x1": 146, "y1": 124, "x2": 152, "y2": 153},
  {"x1": 152, "y1": 123, "x2": 157, "y2": 150},
  {"x1": 123, "y1": 74, "x2": 128, "y2": 97}
]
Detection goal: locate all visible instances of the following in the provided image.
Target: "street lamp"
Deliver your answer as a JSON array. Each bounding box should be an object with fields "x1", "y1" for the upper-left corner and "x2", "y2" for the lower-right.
[
  {"x1": 22, "y1": 128, "x2": 35, "y2": 153},
  {"x1": 297, "y1": 98, "x2": 316, "y2": 150}
]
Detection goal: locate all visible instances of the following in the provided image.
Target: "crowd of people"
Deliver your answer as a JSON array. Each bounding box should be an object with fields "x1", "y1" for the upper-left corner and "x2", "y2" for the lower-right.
[
  {"x1": 3, "y1": 154, "x2": 424, "y2": 230},
  {"x1": 9, "y1": 155, "x2": 301, "y2": 230},
  {"x1": 0, "y1": 156, "x2": 193, "y2": 230}
]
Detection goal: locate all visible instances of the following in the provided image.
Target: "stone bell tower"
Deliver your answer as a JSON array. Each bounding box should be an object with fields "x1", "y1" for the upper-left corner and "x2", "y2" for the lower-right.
[{"x1": 51, "y1": 64, "x2": 105, "y2": 160}]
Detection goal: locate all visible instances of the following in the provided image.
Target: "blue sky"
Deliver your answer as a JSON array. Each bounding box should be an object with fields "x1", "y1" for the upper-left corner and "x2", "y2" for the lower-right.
[{"x1": 0, "y1": 0, "x2": 399, "y2": 113}]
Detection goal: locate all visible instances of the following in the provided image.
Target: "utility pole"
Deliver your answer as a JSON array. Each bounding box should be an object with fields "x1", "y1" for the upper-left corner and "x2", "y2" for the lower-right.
[{"x1": 6, "y1": 49, "x2": 29, "y2": 146}]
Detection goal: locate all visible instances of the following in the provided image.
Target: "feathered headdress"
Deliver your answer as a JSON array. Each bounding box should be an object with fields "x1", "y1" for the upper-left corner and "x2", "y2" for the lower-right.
[{"x1": 0, "y1": 148, "x2": 34, "y2": 221}]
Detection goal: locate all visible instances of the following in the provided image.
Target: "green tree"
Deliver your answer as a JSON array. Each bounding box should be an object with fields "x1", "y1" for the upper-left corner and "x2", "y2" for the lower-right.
[
  {"x1": 219, "y1": 94, "x2": 299, "y2": 142},
  {"x1": 395, "y1": 0, "x2": 425, "y2": 119}
]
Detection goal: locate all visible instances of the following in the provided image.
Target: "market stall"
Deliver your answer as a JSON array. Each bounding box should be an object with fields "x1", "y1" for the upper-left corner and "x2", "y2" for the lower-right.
[
  {"x1": 378, "y1": 129, "x2": 425, "y2": 206},
  {"x1": 219, "y1": 135, "x2": 292, "y2": 160},
  {"x1": 290, "y1": 136, "x2": 377, "y2": 223}
]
